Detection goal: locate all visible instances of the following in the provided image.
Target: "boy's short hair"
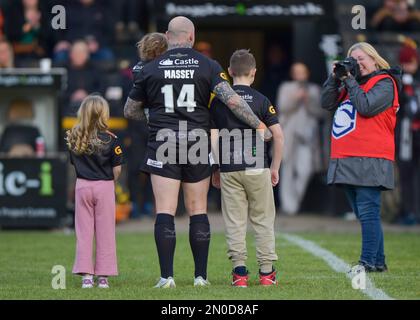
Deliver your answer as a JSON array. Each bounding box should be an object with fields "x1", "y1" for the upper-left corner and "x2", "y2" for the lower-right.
[
  {"x1": 136, "y1": 33, "x2": 168, "y2": 62},
  {"x1": 229, "y1": 49, "x2": 256, "y2": 77}
]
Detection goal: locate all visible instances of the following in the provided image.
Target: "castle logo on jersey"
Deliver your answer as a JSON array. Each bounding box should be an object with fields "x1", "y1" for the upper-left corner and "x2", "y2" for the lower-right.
[
  {"x1": 239, "y1": 94, "x2": 253, "y2": 102},
  {"x1": 159, "y1": 58, "x2": 174, "y2": 66},
  {"x1": 332, "y1": 99, "x2": 357, "y2": 139},
  {"x1": 159, "y1": 58, "x2": 200, "y2": 68}
]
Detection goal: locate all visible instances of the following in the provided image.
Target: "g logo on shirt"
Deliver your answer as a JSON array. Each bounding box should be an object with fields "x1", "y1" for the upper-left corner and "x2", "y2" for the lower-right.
[
  {"x1": 269, "y1": 106, "x2": 276, "y2": 115},
  {"x1": 219, "y1": 72, "x2": 229, "y2": 81},
  {"x1": 332, "y1": 99, "x2": 357, "y2": 139},
  {"x1": 114, "y1": 146, "x2": 122, "y2": 155}
]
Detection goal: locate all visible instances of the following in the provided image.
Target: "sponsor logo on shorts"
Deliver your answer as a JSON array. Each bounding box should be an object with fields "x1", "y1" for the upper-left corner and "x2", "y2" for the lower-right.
[{"x1": 147, "y1": 159, "x2": 163, "y2": 168}]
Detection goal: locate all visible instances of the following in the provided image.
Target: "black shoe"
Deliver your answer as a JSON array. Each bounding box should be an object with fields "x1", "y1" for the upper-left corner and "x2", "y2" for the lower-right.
[
  {"x1": 375, "y1": 264, "x2": 388, "y2": 272},
  {"x1": 353, "y1": 261, "x2": 376, "y2": 272}
]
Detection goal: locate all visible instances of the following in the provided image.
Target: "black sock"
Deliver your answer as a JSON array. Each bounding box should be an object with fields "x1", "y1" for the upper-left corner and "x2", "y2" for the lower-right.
[
  {"x1": 154, "y1": 213, "x2": 176, "y2": 278},
  {"x1": 234, "y1": 266, "x2": 248, "y2": 276},
  {"x1": 189, "y1": 214, "x2": 211, "y2": 279}
]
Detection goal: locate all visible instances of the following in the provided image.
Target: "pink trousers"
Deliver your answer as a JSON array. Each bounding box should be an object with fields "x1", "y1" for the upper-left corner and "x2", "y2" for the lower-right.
[{"x1": 72, "y1": 179, "x2": 118, "y2": 276}]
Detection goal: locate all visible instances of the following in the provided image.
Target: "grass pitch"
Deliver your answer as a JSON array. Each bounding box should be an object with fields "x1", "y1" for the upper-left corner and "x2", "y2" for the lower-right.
[{"x1": 0, "y1": 231, "x2": 419, "y2": 300}]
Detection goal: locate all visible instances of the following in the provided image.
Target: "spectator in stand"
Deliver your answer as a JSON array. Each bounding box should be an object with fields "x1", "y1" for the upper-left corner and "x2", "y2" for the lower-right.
[
  {"x1": 0, "y1": 39, "x2": 14, "y2": 68},
  {"x1": 371, "y1": 0, "x2": 420, "y2": 32},
  {"x1": 0, "y1": 99, "x2": 43, "y2": 157},
  {"x1": 395, "y1": 40, "x2": 420, "y2": 225},
  {"x1": 3, "y1": 0, "x2": 49, "y2": 66},
  {"x1": 276, "y1": 62, "x2": 324, "y2": 215},
  {"x1": 63, "y1": 40, "x2": 102, "y2": 116},
  {"x1": 53, "y1": 0, "x2": 114, "y2": 63},
  {"x1": 113, "y1": 0, "x2": 141, "y2": 43}
]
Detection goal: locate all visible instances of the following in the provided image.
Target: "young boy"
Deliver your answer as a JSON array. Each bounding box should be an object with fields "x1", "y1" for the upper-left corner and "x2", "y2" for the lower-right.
[{"x1": 210, "y1": 49, "x2": 284, "y2": 287}]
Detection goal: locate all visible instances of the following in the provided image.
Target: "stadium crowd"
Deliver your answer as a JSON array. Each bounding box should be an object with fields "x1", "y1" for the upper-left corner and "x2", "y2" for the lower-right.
[{"x1": 0, "y1": 0, "x2": 419, "y2": 225}]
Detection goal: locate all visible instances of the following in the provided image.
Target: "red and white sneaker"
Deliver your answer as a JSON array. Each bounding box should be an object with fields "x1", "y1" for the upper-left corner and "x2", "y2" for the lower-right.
[
  {"x1": 259, "y1": 270, "x2": 278, "y2": 286},
  {"x1": 232, "y1": 272, "x2": 248, "y2": 288}
]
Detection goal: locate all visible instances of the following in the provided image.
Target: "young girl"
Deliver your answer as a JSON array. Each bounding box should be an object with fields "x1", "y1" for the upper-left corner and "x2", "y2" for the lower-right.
[
  {"x1": 132, "y1": 33, "x2": 168, "y2": 115},
  {"x1": 66, "y1": 94, "x2": 124, "y2": 288}
]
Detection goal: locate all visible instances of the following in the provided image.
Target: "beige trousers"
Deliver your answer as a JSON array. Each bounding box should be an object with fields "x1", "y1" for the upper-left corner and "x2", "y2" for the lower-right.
[{"x1": 220, "y1": 169, "x2": 278, "y2": 273}]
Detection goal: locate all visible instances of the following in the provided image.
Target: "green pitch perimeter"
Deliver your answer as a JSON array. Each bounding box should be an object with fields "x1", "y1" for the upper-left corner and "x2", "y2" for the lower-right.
[{"x1": 0, "y1": 231, "x2": 419, "y2": 300}]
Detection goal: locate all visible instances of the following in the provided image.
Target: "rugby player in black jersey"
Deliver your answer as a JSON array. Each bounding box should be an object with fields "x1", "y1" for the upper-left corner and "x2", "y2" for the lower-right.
[{"x1": 123, "y1": 16, "x2": 271, "y2": 288}]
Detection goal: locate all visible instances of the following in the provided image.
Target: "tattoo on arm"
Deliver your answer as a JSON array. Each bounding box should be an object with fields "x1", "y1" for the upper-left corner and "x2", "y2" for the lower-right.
[
  {"x1": 213, "y1": 81, "x2": 261, "y2": 129},
  {"x1": 123, "y1": 97, "x2": 146, "y2": 121}
]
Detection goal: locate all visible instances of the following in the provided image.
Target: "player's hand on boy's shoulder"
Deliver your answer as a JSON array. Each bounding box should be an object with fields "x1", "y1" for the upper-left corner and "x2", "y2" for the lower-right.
[{"x1": 257, "y1": 122, "x2": 272, "y2": 142}]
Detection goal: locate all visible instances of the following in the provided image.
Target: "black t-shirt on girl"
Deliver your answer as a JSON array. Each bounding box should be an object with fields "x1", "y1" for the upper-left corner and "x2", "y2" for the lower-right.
[{"x1": 69, "y1": 131, "x2": 124, "y2": 180}]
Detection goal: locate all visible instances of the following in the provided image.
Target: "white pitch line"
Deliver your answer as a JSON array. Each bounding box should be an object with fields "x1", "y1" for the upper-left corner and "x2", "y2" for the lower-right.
[{"x1": 281, "y1": 233, "x2": 394, "y2": 300}]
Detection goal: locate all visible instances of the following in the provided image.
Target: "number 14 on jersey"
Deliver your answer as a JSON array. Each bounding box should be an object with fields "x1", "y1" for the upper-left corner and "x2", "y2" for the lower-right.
[{"x1": 161, "y1": 84, "x2": 197, "y2": 113}]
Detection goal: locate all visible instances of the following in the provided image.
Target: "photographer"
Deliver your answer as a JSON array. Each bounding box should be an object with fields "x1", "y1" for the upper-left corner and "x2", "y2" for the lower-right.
[{"x1": 321, "y1": 42, "x2": 402, "y2": 272}]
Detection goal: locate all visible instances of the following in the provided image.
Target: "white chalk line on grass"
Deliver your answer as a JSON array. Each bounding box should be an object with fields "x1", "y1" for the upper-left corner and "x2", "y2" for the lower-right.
[{"x1": 280, "y1": 233, "x2": 394, "y2": 300}]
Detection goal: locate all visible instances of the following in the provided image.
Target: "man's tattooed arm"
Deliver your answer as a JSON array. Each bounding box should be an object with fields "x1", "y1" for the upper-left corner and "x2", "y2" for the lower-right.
[
  {"x1": 123, "y1": 97, "x2": 146, "y2": 121},
  {"x1": 214, "y1": 81, "x2": 260, "y2": 128},
  {"x1": 213, "y1": 81, "x2": 272, "y2": 140}
]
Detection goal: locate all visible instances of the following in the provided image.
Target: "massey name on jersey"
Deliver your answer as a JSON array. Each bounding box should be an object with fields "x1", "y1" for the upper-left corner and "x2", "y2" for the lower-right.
[{"x1": 164, "y1": 69, "x2": 195, "y2": 79}]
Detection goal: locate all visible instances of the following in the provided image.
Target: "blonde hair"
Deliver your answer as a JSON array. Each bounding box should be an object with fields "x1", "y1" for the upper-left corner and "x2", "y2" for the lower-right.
[
  {"x1": 347, "y1": 42, "x2": 390, "y2": 70},
  {"x1": 66, "y1": 95, "x2": 110, "y2": 155},
  {"x1": 136, "y1": 33, "x2": 168, "y2": 62}
]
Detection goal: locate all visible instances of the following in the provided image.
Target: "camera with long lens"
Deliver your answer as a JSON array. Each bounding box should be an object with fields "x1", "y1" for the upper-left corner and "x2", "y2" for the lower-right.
[{"x1": 334, "y1": 57, "x2": 361, "y2": 80}]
